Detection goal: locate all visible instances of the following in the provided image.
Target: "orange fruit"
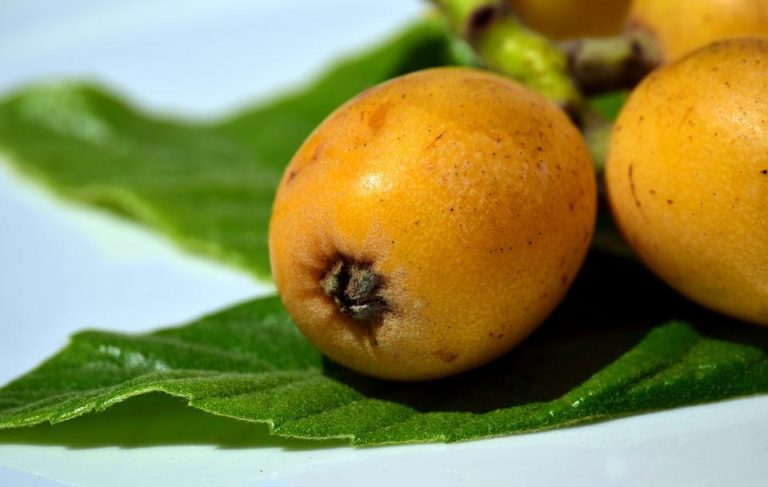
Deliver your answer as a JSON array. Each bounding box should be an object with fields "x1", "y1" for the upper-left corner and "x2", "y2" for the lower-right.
[
  {"x1": 606, "y1": 38, "x2": 768, "y2": 325},
  {"x1": 630, "y1": 0, "x2": 768, "y2": 62},
  {"x1": 269, "y1": 67, "x2": 597, "y2": 380},
  {"x1": 507, "y1": 0, "x2": 632, "y2": 39}
]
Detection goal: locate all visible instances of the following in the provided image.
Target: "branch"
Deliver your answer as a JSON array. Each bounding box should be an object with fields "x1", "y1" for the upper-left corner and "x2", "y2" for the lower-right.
[
  {"x1": 433, "y1": 0, "x2": 582, "y2": 111},
  {"x1": 564, "y1": 30, "x2": 662, "y2": 95}
]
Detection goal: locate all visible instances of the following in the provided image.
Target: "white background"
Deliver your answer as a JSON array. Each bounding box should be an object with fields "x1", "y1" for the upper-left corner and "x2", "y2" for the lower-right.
[{"x1": 0, "y1": 0, "x2": 766, "y2": 485}]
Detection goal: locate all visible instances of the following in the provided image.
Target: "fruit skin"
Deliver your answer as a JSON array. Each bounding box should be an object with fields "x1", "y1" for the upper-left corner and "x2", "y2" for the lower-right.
[
  {"x1": 631, "y1": 0, "x2": 768, "y2": 62},
  {"x1": 507, "y1": 0, "x2": 632, "y2": 40},
  {"x1": 606, "y1": 38, "x2": 768, "y2": 326},
  {"x1": 269, "y1": 67, "x2": 597, "y2": 380}
]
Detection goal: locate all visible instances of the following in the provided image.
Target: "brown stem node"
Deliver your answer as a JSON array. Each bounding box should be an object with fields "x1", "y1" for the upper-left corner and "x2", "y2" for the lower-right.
[
  {"x1": 320, "y1": 256, "x2": 388, "y2": 324},
  {"x1": 467, "y1": 4, "x2": 504, "y2": 41},
  {"x1": 564, "y1": 30, "x2": 662, "y2": 95}
]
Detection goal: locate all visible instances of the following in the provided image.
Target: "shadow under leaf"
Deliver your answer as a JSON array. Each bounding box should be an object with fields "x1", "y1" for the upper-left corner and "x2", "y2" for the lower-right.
[{"x1": 0, "y1": 393, "x2": 346, "y2": 451}]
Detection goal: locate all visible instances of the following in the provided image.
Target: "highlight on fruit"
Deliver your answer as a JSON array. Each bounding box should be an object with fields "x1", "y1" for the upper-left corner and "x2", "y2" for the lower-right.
[{"x1": 269, "y1": 67, "x2": 597, "y2": 380}]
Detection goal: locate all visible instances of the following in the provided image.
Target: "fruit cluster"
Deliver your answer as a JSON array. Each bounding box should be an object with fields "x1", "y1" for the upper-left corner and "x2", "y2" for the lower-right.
[{"x1": 269, "y1": 0, "x2": 768, "y2": 380}]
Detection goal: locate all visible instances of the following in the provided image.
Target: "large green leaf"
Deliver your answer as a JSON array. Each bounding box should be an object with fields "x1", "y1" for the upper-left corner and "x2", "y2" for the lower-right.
[
  {"x1": 0, "y1": 18, "x2": 766, "y2": 446},
  {"x1": 1, "y1": 252, "x2": 766, "y2": 445},
  {"x1": 0, "y1": 18, "x2": 461, "y2": 280}
]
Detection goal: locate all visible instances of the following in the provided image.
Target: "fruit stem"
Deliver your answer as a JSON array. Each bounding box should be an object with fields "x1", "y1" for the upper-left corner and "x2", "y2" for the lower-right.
[
  {"x1": 320, "y1": 257, "x2": 388, "y2": 324},
  {"x1": 563, "y1": 29, "x2": 662, "y2": 95},
  {"x1": 432, "y1": 0, "x2": 584, "y2": 111}
]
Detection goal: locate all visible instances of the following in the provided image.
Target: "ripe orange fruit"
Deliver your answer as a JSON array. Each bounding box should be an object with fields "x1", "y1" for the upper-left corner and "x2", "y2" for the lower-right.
[
  {"x1": 606, "y1": 38, "x2": 768, "y2": 325},
  {"x1": 630, "y1": 0, "x2": 768, "y2": 62},
  {"x1": 269, "y1": 67, "x2": 597, "y2": 380},
  {"x1": 507, "y1": 0, "x2": 632, "y2": 39}
]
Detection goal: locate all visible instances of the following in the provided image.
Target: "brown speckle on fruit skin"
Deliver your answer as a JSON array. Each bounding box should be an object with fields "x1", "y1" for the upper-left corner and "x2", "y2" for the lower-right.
[
  {"x1": 434, "y1": 350, "x2": 459, "y2": 363},
  {"x1": 286, "y1": 142, "x2": 326, "y2": 185},
  {"x1": 628, "y1": 163, "x2": 645, "y2": 215},
  {"x1": 310, "y1": 143, "x2": 325, "y2": 164},
  {"x1": 367, "y1": 102, "x2": 392, "y2": 133},
  {"x1": 426, "y1": 131, "x2": 447, "y2": 149}
]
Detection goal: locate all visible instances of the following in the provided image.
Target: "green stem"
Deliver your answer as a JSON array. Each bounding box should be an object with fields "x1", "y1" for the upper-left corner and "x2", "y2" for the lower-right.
[
  {"x1": 433, "y1": 0, "x2": 582, "y2": 110},
  {"x1": 431, "y1": 0, "x2": 621, "y2": 175}
]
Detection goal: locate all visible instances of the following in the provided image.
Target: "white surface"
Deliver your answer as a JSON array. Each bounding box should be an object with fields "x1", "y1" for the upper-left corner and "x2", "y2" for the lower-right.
[
  {"x1": 0, "y1": 0, "x2": 425, "y2": 118},
  {"x1": 0, "y1": 1, "x2": 766, "y2": 486},
  {"x1": 0, "y1": 395, "x2": 766, "y2": 487},
  {"x1": 0, "y1": 161, "x2": 266, "y2": 387}
]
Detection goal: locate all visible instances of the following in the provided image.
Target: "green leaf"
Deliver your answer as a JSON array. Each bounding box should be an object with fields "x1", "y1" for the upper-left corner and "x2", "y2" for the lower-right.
[
  {"x1": 0, "y1": 18, "x2": 766, "y2": 446},
  {"x1": 590, "y1": 90, "x2": 629, "y2": 121},
  {"x1": 1, "y1": 253, "x2": 766, "y2": 445},
  {"x1": 0, "y1": 18, "x2": 460, "y2": 280}
]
